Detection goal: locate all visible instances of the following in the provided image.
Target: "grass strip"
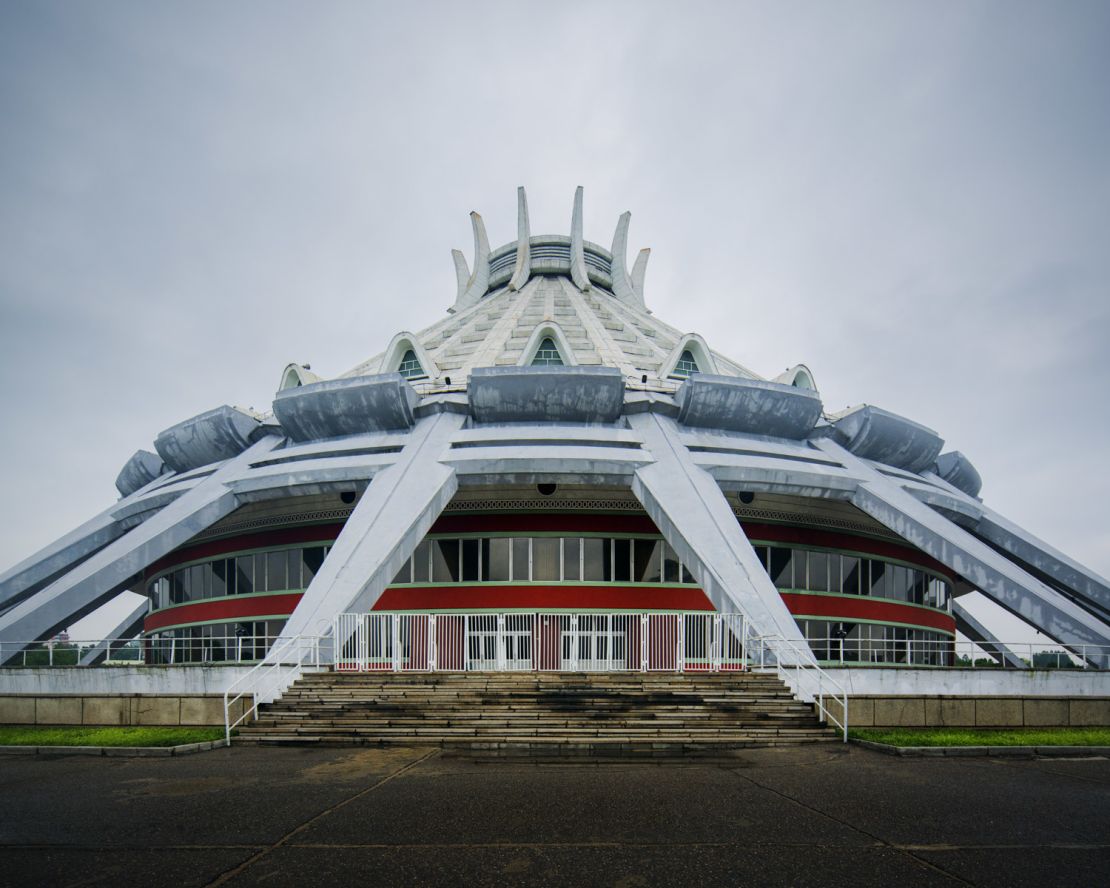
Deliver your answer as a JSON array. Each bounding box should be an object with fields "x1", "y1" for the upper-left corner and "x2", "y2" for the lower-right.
[
  {"x1": 850, "y1": 727, "x2": 1110, "y2": 747},
  {"x1": 0, "y1": 725, "x2": 226, "y2": 747}
]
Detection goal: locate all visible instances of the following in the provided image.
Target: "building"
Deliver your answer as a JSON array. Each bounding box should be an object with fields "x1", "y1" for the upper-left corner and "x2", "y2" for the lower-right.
[{"x1": 1, "y1": 187, "x2": 1108, "y2": 677}]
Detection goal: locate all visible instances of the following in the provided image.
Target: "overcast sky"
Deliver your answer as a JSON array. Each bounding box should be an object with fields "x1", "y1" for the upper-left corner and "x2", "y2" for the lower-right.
[{"x1": 1, "y1": 1, "x2": 1107, "y2": 640}]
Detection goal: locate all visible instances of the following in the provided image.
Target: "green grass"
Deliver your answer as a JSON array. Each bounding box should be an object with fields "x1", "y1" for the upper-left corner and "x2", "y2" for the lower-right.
[
  {"x1": 850, "y1": 727, "x2": 1110, "y2": 747},
  {"x1": 0, "y1": 725, "x2": 226, "y2": 747}
]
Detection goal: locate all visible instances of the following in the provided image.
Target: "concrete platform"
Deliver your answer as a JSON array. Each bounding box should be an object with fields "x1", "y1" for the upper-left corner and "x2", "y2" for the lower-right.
[{"x1": 1, "y1": 743, "x2": 1107, "y2": 886}]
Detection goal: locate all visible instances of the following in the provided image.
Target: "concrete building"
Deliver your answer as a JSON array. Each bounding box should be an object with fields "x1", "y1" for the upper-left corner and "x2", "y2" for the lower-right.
[{"x1": 2, "y1": 187, "x2": 1109, "y2": 682}]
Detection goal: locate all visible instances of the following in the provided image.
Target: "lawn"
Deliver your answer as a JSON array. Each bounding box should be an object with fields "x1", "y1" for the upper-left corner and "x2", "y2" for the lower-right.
[
  {"x1": 850, "y1": 727, "x2": 1110, "y2": 747},
  {"x1": 0, "y1": 725, "x2": 226, "y2": 747}
]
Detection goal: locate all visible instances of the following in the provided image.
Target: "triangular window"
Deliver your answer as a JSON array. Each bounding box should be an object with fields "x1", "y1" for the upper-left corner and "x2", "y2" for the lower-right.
[
  {"x1": 531, "y1": 337, "x2": 564, "y2": 366},
  {"x1": 397, "y1": 349, "x2": 426, "y2": 379},
  {"x1": 671, "y1": 349, "x2": 700, "y2": 378}
]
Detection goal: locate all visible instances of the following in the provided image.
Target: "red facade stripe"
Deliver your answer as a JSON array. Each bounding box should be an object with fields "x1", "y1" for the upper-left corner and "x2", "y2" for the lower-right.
[
  {"x1": 143, "y1": 593, "x2": 305, "y2": 632},
  {"x1": 373, "y1": 585, "x2": 716, "y2": 611},
  {"x1": 779, "y1": 592, "x2": 956, "y2": 633}
]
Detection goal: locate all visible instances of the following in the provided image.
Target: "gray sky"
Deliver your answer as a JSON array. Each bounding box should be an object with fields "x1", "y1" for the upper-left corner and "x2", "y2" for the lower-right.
[{"x1": 1, "y1": 1, "x2": 1107, "y2": 640}]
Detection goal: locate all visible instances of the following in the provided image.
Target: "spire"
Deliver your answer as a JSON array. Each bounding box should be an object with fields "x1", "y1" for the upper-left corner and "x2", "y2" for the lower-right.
[
  {"x1": 569, "y1": 185, "x2": 591, "y2": 292},
  {"x1": 610, "y1": 211, "x2": 647, "y2": 310},
  {"x1": 451, "y1": 211, "x2": 491, "y2": 313},
  {"x1": 508, "y1": 186, "x2": 532, "y2": 291}
]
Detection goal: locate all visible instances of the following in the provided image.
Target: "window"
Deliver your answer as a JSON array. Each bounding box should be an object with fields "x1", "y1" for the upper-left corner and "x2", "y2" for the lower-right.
[
  {"x1": 397, "y1": 349, "x2": 426, "y2": 379},
  {"x1": 531, "y1": 337, "x2": 564, "y2": 366},
  {"x1": 671, "y1": 349, "x2": 700, "y2": 378}
]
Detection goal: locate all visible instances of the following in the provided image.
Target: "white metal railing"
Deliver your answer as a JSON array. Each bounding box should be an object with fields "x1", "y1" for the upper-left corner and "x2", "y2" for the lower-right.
[
  {"x1": 0, "y1": 634, "x2": 282, "y2": 667},
  {"x1": 222, "y1": 635, "x2": 324, "y2": 743},
  {"x1": 331, "y1": 612, "x2": 755, "y2": 674},
  {"x1": 742, "y1": 630, "x2": 850, "y2": 742}
]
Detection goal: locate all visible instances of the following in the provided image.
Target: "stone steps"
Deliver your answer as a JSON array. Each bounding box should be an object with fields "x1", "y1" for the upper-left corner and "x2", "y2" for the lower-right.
[{"x1": 236, "y1": 670, "x2": 838, "y2": 754}]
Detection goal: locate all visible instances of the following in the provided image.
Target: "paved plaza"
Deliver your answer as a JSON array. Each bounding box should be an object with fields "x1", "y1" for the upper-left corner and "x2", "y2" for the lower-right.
[{"x1": 1, "y1": 744, "x2": 1107, "y2": 887}]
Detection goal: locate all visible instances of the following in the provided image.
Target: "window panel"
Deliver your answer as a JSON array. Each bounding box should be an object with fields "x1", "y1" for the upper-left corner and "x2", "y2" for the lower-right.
[
  {"x1": 411, "y1": 540, "x2": 430, "y2": 583},
  {"x1": 869, "y1": 560, "x2": 888, "y2": 599},
  {"x1": 532, "y1": 538, "x2": 560, "y2": 581},
  {"x1": 287, "y1": 550, "x2": 302, "y2": 589},
  {"x1": 432, "y1": 539, "x2": 460, "y2": 582},
  {"x1": 634, "y1": 539, "x2": 662, "y2": 583},
  {"x1": 302, "y1": 548, "x2": 324, "y2": 586},
  {"x1": 461, "y1": 539, "x2": 480, "y2": 582},
  {"x1": 769, "y1": 548, "x2": 793, "y2": 588},
  {"x1": 267, "y1": 551, "x2": 287, "y2": 592},
  {"x1": 511, "y1": 538, "x2": 530, "y2": 581},
  {"x1": 808, "y1": 551, "x2": 830, "y2": 592},
  {"x1": 236, "y1": 556, "x2": 254, "y2": 595},
  {"x1": 582, "y1": 538, "x2": 607, "y2": 581},
  {"x1": 485, "y1": 538, "x2": 510, "y2": 581},
  {"x1": 840, "y1": 556, "x2": 861, "y2": 595},
  {"x1": 613, "y1": 539, "x2": 631, "y2": 582},
  {"x1": 392, "y1": 557, "x2": 411, "y2": 585},
  {"x1": 662, "y1": 542, "x2": 680, "y2": 583},
  {"x1": 562, "y1": 538, "x2": 581, "y2": 581}
]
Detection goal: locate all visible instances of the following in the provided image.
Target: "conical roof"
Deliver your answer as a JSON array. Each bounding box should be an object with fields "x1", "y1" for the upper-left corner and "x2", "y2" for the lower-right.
[{"x1": 287, "y1": 188, "x2": 814, "y2": 394}]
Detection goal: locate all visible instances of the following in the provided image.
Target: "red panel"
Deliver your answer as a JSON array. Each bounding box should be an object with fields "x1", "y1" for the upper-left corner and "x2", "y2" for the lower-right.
[
  {"x1": 779, "y1": 592, "x2": 956, "y2": 633},
  {"x1": 143, "y1": 593, "x2": 304, "y2": 632},
  {"x1": 147, "y1": 524, "x2": 343, "y2": 577},
  {"x1": 373, "y1": 585, "x2": 715, "y2": 612}
]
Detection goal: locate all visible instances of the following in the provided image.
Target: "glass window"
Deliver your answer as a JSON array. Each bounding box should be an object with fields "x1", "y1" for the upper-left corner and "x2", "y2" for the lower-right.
[
  {"x1": 267, "y1": 551, "x2": 287, "y2": 592},
  {"x1": 583, "y1": 538, "x2": 608, "y2": 581},
  {"x1": 840, "y1": 556, "x2": 861, "y2": 595},
  {"x1": 511, "y1": 538, "x2": 530, "y2": 581},
  {"x1": 236, "y1": 556, "x2": 254, "y2": 595},
  {"x1": 392, "y1": 557, "x2": 412, "y2": 585},
  {"x1": 303, "y1": 547, "x2": 325, "y2": 585},
  {"x1": 808, "y1": 551, "x2": 831, "y2": 592},
  {"x1": 909, "y1": 570, "x2": 926, "y2": 606},
  {"x1": 484, "y1": 538, "x2": 510, "y2": 581},
  {"x1": 531, "y1": 337, "x2": 564, "y2": 366},
  {"x1": 411, "y1": 540, "x2": 430, "y2": 583},
  {"x1": 190, "y1": 564, "x2": 206, "y2": 601},
  {"x1": 889, "y1": 565, "x2": 911, "y2": 602},
  {"x1": 562, "y1": 538, "x2": 581, "y2": 581},
  {"x1": 681, "y1": 561, "x2": 695, "y2": 584},
  {"x1": 533, "y1": 538, "x2": 560, "y2": 581},
  {"x1": 397, "y1": 349, "x2": 425, "y2": 379},
  {"x1": 287, "y1": 550, "x2": 302, "y2": 589},
  {"x1": 869, "y1": 560, "x2": 888, "y2": 599},
  {"x1": 634, "y1": 539, "x2": 662, "y2": 583},
  {"x1": 432, "y1": 539, "x2": 460, "y2": 583},
  {"x1": 662, "y1": 542, "x2": 681, "y2": 583},
  {"x1": 769, "y1": 548, "x2": 793, "y2": 588},
  {"x1": 671, "y1": 349, "x2": 700, "y2": 378},
  {"x1": 613, "y1": 539, "x2": 631, "y2": 582},
  {"x1": 461, "y1": 539, "x2": 480, "y2": 582}
]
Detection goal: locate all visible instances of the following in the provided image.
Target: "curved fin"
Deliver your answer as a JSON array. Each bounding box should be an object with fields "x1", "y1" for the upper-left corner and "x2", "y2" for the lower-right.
[
  {"x1": 508, "y1": 186, "x2": 532, "y2": 291},
  {"x1": 453, "y1": 211, "x2": 491, "y2": 313},
  {"x1": 569, "y1": 185, "x2": 591, "y2": 292},
  {"x1": 631, "y1": 248, "x2": 651, "y2": 304},
  {"x1": 610, "y1": 211, "x2": 645, "y2": 309},
  {"x1": 451, "y1": 249, "x2": 470, "y2": 298}
]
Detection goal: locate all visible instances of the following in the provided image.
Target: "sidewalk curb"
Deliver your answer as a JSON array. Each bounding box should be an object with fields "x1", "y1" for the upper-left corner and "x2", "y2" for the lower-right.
[
  {"x1": 0, "y1": 739, "x2": 230, "y2": 757},
  {"x1": 851, "y1": 738, "x2": 1110, "y2": 758}
]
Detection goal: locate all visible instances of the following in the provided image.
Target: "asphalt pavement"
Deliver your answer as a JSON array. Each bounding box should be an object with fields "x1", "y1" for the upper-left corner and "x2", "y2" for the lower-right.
[{"x1": 1, "y1": 743, "x2": 1107, "y2": 887}]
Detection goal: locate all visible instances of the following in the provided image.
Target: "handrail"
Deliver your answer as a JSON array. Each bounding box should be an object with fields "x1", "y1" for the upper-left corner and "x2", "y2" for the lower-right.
[
  {"x1": 222, "y1": 635, "x2": 322, "y2": 744},
  {"x1": 744, "y1": 628, "x2": 850, "y2": 742}
]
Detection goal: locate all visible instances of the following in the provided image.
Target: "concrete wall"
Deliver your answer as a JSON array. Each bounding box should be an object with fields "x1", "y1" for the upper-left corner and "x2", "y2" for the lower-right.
[
  {"x1": 0, "y1": 694, "x2": 251, "y2": 726},
  {"x1": 823, "y1": 666, "x2": 1110, "y2": 697},
  {"x1": 0, "y1": 665, "x2": 253, "y2": 695},
  {"x1": 840, "y1": 695, "x2": 1110, "y2": 729}
]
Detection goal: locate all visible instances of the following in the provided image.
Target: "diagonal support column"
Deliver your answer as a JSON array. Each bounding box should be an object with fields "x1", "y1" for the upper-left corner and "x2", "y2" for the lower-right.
[
  {"x1": 815, "y1": 439, "x2": 1110, "y2": 666},
  {"x1": 78, "y1": 598, "x2": 149, "y2": 666},
  {"x1": 0, "y1": 479, "x2": 166, "y2": 611},
  {"x1": 952, "y1": 601, "x2": 1027, "y2": 669},
  {"x1": 627, "y1": 413, "x2": 809, "y2": 662},
  {"x1": 280, "y1": 412, "x2": 465, "y2": 644},
  {"x1": 0, "y1": 437, "x2": 280, "y2": 656}
]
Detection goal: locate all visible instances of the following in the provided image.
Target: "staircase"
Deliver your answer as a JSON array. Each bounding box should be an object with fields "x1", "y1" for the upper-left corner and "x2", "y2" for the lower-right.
[{"x1": 236, "y1": 671, "x2": 839, "y2": 755}]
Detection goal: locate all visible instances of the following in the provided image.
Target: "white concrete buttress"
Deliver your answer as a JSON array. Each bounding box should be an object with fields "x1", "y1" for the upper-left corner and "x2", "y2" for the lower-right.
[
  {"x1": 569, "y1": 186, "x2": 591, "y2": 292},
  {"x1": 627, "y1": 413, "x2": 810, "y2": 663},
  {"x1": 508, "y1": 186, "x2": 532, "y2": 292}
]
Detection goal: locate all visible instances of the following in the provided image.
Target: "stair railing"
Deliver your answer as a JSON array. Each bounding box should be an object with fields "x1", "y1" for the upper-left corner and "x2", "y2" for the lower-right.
[
  {"x1": 744, "y1": 627, "x2": 850, "y2": 742},
  {"x1": 223, "y1": 634, "x2": 324, "y2": 744}
]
